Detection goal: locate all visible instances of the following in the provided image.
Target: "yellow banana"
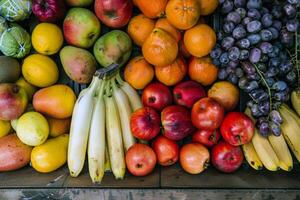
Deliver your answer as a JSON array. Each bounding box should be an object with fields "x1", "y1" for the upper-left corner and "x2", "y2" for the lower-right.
[
  {"x1": 242, "y1": 142, "x2": 263, "y2": 170},
  {"x1": 291, "y1": 90, "x2": 300, "y2": 116}
]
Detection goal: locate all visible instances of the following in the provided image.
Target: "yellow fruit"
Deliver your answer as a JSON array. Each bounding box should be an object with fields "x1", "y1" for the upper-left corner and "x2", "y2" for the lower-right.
[
  {"x1": 16, "y1": 112, "x2": 49, "y2": 146},
  {"x1": 22, "y1": 54, "x2": 59, "y2": 87},
  {"x1": 0, "y1": 120, "x2": 11, "y2": 138},
  {"x1": 32, "y1": 23, "x2": 64, "y2": 55},
  {"x1": 15, "y1": 77, "x2": 37, "y2": 100},
  {"x1": 31, "y1": 134, "x2": 69, "y2": 173}
]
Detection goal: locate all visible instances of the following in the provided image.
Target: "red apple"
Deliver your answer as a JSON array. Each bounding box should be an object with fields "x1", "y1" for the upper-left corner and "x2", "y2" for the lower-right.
[
  {"x1": 192, "y1": 129, "x2": 221, "y2": 148},
  {"x1": 130, "y1": 107, "x2": 160, "y2": 141},
  {"x1": 0, "y1": 84, "x2": 28, "y2": 120},
  {"x1": 211, "y1": 141, "x2": 244, "y2": 173},
  {"x1": 142, "y1": 83, "x2": 172, "y2": 111},
  {"x1": 32, "y1": 0, "x2": 65, "y2": 22},
  {"x1": 180, "y1": 143, "x2": 210, "y2": 174},
  {"x1": 152, "y1": 135, "x2": 179, "y2": 166},
  {"x1": 220, "y1": 112, "x2": 254, "y2": 146},
  {"x1": 162, "y1": 105, "x2": 195, "y2": 141},
  {"x1": 125, "y1": 143, "x2": 157, "y2": 176},
  {"x1": 191, "y1": 97, "x2": 224, "y2": 131},
  {"x1": 173, "y1": 81, "x2": 206, "y2": 108},
  {"x1": 94, "y1": 0, "x2": 132, "y2": 28}
]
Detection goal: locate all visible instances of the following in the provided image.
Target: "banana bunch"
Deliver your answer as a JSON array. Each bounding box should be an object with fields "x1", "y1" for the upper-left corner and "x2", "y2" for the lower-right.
[
  {"x1": 68, "y1": 69, "x2": 142, "y2": 183},
  {"x1": 243, "y1": 108, "x2": 293, "y2": 171},
  {"x1": 291, "y1": 89, "x2": 300, "y2": 116}
]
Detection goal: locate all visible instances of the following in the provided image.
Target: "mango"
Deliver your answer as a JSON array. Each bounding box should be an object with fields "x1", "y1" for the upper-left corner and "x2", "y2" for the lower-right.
[
  {"x1": 16, "y1": 77, "x2": 37, "y2": 100},
  {"x1": 31, "y1": 134, "x2": 69, "y2": 173},
  {"x1": 47, "y1": 117, "x2": 71, "y2": 138},
  {"x1": 60, "y1": 46, "x2": 97, "y2": 84},
  {"x1": 0, "y1": 120, "x2": 11, "y2": 138},
  {"x1": 33, "y1": 85, "x2": 76, "y2": 119},
  {"x1": 0, "y1": 56, "x2": 21, "y2": 83}
]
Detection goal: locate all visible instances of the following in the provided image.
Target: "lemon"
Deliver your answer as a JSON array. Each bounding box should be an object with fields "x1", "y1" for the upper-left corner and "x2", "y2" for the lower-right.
[
  {"x1": 22, "y1": 54, "x2": 59, "y2": 87},
  {"x1": 16, "y1": 112, "x2": 49, "y2": 146},
  {"x1": 0, "y1": 120, "x2": 11, "y2": 138},
  {"x1": 32, "y1": 23, "x2": 64, "y2": 55},
  {"x1": 16, "y1": 77, "x2": 37, "y2": 100}
]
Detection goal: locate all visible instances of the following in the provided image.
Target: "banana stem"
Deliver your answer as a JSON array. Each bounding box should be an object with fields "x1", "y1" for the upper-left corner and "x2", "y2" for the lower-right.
[{"x1": 116, "y1": 71, "x2": 124, "y2": 86}]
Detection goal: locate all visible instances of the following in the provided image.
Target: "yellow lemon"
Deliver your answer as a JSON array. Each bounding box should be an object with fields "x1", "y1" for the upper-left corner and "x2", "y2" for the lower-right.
[
  {"x1": 32, "y1": 23, "x2": 64, "y2": 55},
  {"x1": 22, "y1": 54, "x2": 59, "y2": 87},
  {"x1": 16, "y1": 111, "x2": 49, "y2": 146},
  {"x1": 16, "y1": 77, "x2": 37, "y2": 100},
  {"x1": 0, "y1": 120, "x2": 11, "y2": 138}
]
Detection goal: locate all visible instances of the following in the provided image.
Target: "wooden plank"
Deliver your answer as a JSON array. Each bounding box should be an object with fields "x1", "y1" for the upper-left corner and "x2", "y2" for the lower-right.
[
  {"x1": 1, "y1": 189, "x2": 300, "y2": 200},
  {"x1": 62, "y1": 165, "x2": 160, "y2": 188},
  {"x1": 161, "y1": 164, "x2": 300, "y2": 189}
]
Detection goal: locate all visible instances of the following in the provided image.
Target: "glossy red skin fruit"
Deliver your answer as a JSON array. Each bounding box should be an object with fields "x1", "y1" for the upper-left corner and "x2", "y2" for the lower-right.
[
  {"x1": 192, "y1": 129, "x2": 221, "y2": 148},
  {"x1": 32, "y1": 0, "x2": 66, "y2": 22}
]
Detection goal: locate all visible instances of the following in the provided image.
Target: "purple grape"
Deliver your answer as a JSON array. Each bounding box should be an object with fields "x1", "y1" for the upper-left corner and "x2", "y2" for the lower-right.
[
  {"x1": 234, "y1": 0, "x2": 246, "y2": 7},
  {"x1": 247, "y1": 9, "x2": 261, "y2": 19},
  {"x1": 272, "y1": 20, "x2": 282, "y2": 30},
  {"x1": 249, "y1": 48, "x2": 261, "y2": 63},
  {"x1": 239, "y1": 50, "x2": 249, "y2": 60},
  {"x1": 265, "y1": 67, "x2": 278, "y2": 78},
  {"x1": 270, "y1": 123, "x2": 281, "y2": 136},
  {"x1": 244, "y1": 81, "x2": 259, "y2": 92},
  {"x1": 271, "y1": 5, "x2": 283, "y2": 19},
  {"x1": 247, "y1": 73, "x2": 260, "y2": 80},
  {"x1": 258, "y1": 121, "x2": 270, "y2": 137},
  {"x1": 258, "y1": 92, "x2": 269, "y2": 101},
  {"x1": 247, "y1": 100, "x2": 255, "y2": 108},
  {"x1": 286, "y1": 71, "x2": 297, "y2": 84},
  {"x1": 259, "y1": 42, "x2": 273, "y2": 54},
  {"x1": 236, "y1": 38, "x2": 250, "y2": 49},
  {"x1": 217, "y1": 32, "x2": 225, "y2": 41},
  {"x1": 274, "y1": 90, "x2": 290, "y2": 102},
  {"x1": 265, "y1": 78, "x2": 275, "y2": 86},
  {"x1": 272, "y1": 81, "x2": 288, "y2": 91},
  {"x1": 227, "y1": 11, "x2": 242, "y2": 24},
  {"x1": 238, "y1": 77, "x2": 248, "y2": 89},
  {"x1": 268, "y1": 46, "x2": 279, "y2": 58},
  {"x1": 259, "y1": 54, "x2": 268, "y2": 62},
  {"x1": 212, "y1": 58, "x2": 221, "y2": 66},
  {"x1": 226, "y1": 66, "x2": 235, "y2": 74},
  {"x1": 221, "y1": 36, "x2": 235, "y2": 50},
  {"x1": 260, "y1": 29, "x2": 273, "y2": 41},
  {"x1": 232, "y1": 26, "x2": 246, "y2": 39},
  {"x1": 247, "y1": 20, "x2": 262, "y2": 33},
  {"x1": 228, "y1": 47, "x2": 240, "y2": 61},
  {"x1": 242, "y1": 17, "x2": 251, "y2": 26},
  {"x1": 251, "y1": 104, "x2": 263, "y2": 118},
  {"x1": 210, "y1": 47, "x2": 222, "y2": 58},
  {"x1": 258, "y1": 101, "x2": 270, "y2": 115},
  {"x1": 279, "y1": 61, "x2": 293, "y2": 73},
  {"x1": 223, "y1": 21, "x2": 235, "y2": 33},
  {"x1": 247, "y1": 34, "x2": 261, "y2": 45},
  {"x1": 228, "y1": 60, "x2": 239, "y2": 68},
  {"x1": 286, "y1": 20, "x2": 299, "y2": 32},
  {"x1": 256, "y1": 63, "x2": 267, "y2": 72},
  {"x1": 280, "y1": 29, "x2": 294, "y2": 48},
  {"x1": 241, "y1": 61, "x2": 256, "y2": 74},
  {"x1": 283, "y1": 4, "x2": 297, "y2": 18},
  {"x1": 219, "y1": 52, "x2": 230, "y2": 64},
  {"x1": 268, "y1": 27, "x2": 279, "y2": 39},
  {"x1": 260, "y1": 7, "x2": 269, "y2": 15},
  {"x1": 236, "y1": 8, "x2": 247, "y2": 18},
  {"x1": 288, "y1": 0, "x2": 300, "y2": 4},
  {"x1": 261, "y1": 13, "x2": 273, "y2": 27},
  {"x1": 250, "y1": 89, "x2": 264, "y2": 100},
  {"x1": 218, "y1": 68, "x2": 228, "y2": 80},
  {"x1": 221, "y1": 0, "x2": 234, "y2": 14},
  {"x1": 270, "y1": 110, "x2": 283, "y2": 125},
  {"x1": 246, "y1": 0, "x2": 262, "y2": 9},
  {"x1": 268, "y1": 57, "x2": 281, "y2": 68},
  {"x1": 235, "y1": 67, "x2": 244, "y2": 78}
]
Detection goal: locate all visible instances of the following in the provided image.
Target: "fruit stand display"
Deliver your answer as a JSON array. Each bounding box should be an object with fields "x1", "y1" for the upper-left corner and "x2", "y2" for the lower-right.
[{"x1": 0, "y1": 0, "x2": 300, "y2": 198}]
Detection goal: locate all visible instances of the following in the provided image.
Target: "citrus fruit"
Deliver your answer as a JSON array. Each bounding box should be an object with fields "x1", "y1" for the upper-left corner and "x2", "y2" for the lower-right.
[
  {"x1": 155, "y1": 57, "x2": 187, "y2": 86},
  {"x1": 184, "y1": 24, "x2": 216, "y2": 57},
  {"x1": 22, "y1": 54, "x2": 59, "y2": 88},
  {"x1": 124, "y1": 56, "x2": 154, "y2": 89},
  {"x1": 189, "y1": 56, "x2": 218, "y2": 86},
  {"x1": 32, "y1": 23, "x2": 64, "y2": 55},
  {"x1": 155, "y1": 18, "x2": 181, "y2": 42},
  {"x1": 198, "y1": 0, "x2": 219, "y2": 16}
]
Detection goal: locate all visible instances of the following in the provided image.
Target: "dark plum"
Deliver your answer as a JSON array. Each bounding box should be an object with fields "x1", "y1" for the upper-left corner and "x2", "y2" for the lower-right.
[
  {"x1": 249, "y1": 48, "x2": 261, "y2": 63},
  {"x1": 247, "y1": 34, "x2": 261, "y2": 45},
  {"x1": 272, "y1": 20, "x2": 282, "y2": 30},
  {"x1": 234, "y1": 0, "x2": 246, "y2": 7},
  {"x1": 239, "y1": 50, "x2": 249, "y2": 60},
  {"x1": 236, "y1": 8, "x2": 247, "y2": 18},
  {"x1": 259, "y1": 42, "x2": 273, "y2": 54},
  {"x1": 286, "y1": 20, "x2": 299, "y2": 32},
  {"x1": 226, "y1": 11, "x2": 241, "y2": 24},
  {"x1": 232, "y1": 26, "x2": 247, "y2": 39},
  {"x1": 221, "y1": 36, "x2": 235, "y2": 50},
  {"x1": 268, "y1": 27, "x2": 279, "y2": 39},
  {"x1": 228, "y1": 47, "x2": 240, "y2": 61},
  {"x1": 242, "y1": 17, "x2": 251, "y2": 26},
  {"x1": 221, "y1": 0, "x2": 234, "y2": 14},
  {"x1": 223, "y1": 21, "x2": 235, "y2": 33},
  {"x1": 246, "y1": 0, "x2": 262, "y2": 9},
  {"x1": 283, "y1": 4, "x2": 297, "y2": 18},
  {"x1": 219, "y1": 52, "x2": 230, "y2": 64},
  {"x1": 247, "y1": 9, "x2": 261, "y2": 19},
  {"x1": 261, "y1": 14, "x2": 273, "y2": 27},
  {"x1": 260, "y1": 29, "x2": 273, "y2": 41},
  {"x1": 218, "y1": 68, "x2": 228, "y2": 80},
  {"x1": 236, "y1": 38, "x2": 250, "y2": 49}
]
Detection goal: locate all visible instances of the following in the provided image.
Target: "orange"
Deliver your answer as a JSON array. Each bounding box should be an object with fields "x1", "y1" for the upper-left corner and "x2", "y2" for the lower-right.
[
  {"x1": 135, "y1": 0, "x2": 168, "y2": 18},
  {"x1": 198, "y1": 0, "x2": 219, "y2": 16},
  {"x1": 155, "y1": 57, "x2": 187, "y2": 86},
  {"x1": 47, "y1": 117, "x2": 71, "y2": 138},
  {"x1": 155, "y1": 18, "x2": 181, "y2": 42},
  {"x1": 188, "y1": 56, "x2": 218, "y2": 86},
  {"x1": 127, "y1": 14, "x2": 155, "y2": 46},
  {"x1": 179, "y1": 40, "x2": 191, "y2": 58},
  {"x1": 142, "y1": 28, "x2": 178, "y2": 66},
  {"x1": 184, "y1": 24, "x2": 216, "y2": 58},
  {"x1": 124, "y1": 56, "x2": 154, "y2": 89}
]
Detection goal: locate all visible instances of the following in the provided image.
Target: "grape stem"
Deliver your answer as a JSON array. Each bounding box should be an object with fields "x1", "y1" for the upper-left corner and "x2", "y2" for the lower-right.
[{"x1": 253, "y1": 64, "x2": 273, "y2": 113}]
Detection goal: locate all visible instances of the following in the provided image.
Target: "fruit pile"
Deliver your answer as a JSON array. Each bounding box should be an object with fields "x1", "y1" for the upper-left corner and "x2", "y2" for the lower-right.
[{"x1": 0, "y1": 0, "x2": 299, "y2": 185}]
